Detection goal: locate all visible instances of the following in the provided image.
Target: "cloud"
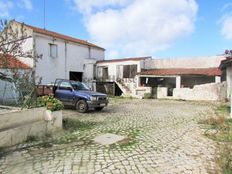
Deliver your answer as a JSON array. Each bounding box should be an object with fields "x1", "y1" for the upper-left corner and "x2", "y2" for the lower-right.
[
  {"x1": 73, "y1": 0, "x2": 198, "y2": 57},
  {"x1": 0, "y1": 0, "x2": 13, "y2": 18},
  {"x1": 222, "y1": 16, "x2": 232, "y2": 40},
  {"x1": 73, "y1": 0, "x2": 131, "y2": 15},
  {"x1": 220, "y1": 2, "x2": 232, "y2": 40},
  {"x1": 19, "y1": 0, "x2": 33, "y2": 10}
]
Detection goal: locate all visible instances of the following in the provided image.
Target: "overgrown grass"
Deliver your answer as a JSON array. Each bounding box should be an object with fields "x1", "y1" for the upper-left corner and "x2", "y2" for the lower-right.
[
  {"x1": 215, "y1": 104, "x2": 230, "y2": 116},
  {"x1": 25, "y1": 135, "x2": 39, "y2": 143},
  {"x1": 116, "y1": 129, "x2": 140, "y2": 149},
  {"x1": 24, "y1": 118, "x2": 99, "y2": 147},
  {"x1": 143, "y1": 93, "x2": 152, "y2": 99},
  {"x1": 199, "y1": 104, "x2": 232, "y2": 173},
  {"x1": 63, "y1": 118, "x2": 99, "y2": 132}
]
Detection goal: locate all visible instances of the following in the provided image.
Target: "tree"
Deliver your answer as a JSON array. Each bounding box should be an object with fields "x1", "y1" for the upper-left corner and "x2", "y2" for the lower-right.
[
  {"x1": 0, "y1": 19, "x2": 42, "y2": 107},
  {"x1": 225, "y1": 49, "x2": 232, "y2": 58}
]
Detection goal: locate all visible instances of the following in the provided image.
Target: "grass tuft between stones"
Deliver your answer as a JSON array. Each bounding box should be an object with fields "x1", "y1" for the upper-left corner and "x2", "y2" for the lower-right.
[
  {"x1": 63, "y1": 118, "x2": 99, "y2": 132},
  {"x1": 199, "y1": 104, "x2": 232, "y2": 173}
]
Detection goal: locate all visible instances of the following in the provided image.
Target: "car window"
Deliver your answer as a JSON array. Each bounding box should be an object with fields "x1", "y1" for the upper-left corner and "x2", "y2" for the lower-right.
[
  {"x1": 59, "y1": 81, "x2": 72, "y2": 90},
  {"x1": 71, "y1": 82, "x2": 89, "y2": 90}
]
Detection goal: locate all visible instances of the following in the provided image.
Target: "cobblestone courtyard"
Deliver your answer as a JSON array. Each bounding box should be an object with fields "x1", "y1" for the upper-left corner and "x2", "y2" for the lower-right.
[{"x1": 0, "y1": 99, "x2": 220, "y2": 173}]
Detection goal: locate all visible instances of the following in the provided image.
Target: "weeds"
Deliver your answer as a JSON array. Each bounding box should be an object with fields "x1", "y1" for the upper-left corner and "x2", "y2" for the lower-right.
[
  {"x1": 118, "y1": 129, "x2": 140, "y2": 149},
  {"x1": 63, "y1": 118, "x2": 99, "y2": 132},
  {"x1": 199, "y1": 104, "x2": 232, "y2": 173},
  {"x1": 26, "y1": 135, "x2": 39, "y2": 143}
]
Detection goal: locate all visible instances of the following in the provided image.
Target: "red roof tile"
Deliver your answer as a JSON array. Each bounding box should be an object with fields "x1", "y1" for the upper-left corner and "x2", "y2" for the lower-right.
[
  {"x1": 0, "y1": 54, "x2": 31, "y2": 69},
  {"x1": 138, "y1": 68, "x2": 221, "y2": 76},
  {"x1": 97, "y1": 57, "x2": 151, "y2": 63},
  {"x1": 14, "y1": 21, "x2": 105, "y2": 51}
]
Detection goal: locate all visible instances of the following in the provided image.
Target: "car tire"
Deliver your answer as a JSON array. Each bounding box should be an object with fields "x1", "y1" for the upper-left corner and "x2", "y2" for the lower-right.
[
  {"x1": 95, "y1": 107, "x2": 104, "y2": 111},
  {"x1": 76, "y1": 100, "x2": 88, "y2": 113}
]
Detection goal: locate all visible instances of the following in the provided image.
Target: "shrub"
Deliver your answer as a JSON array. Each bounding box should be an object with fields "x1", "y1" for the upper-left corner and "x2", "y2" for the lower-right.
[
  {"x1": 144, "y1": 93, "x2": 152, "y2": 99},
  {"x1": 37, "y1": 96, "x2": 64, "y2": 111}
]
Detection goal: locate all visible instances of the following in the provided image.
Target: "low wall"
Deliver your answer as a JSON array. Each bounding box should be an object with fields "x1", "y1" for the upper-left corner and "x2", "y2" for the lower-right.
[
  {"x1": 157, "y1": 87, "x2": 168, "y2": 98},
  {"x1": 0, "y1": 108, "x2": 62, "y2": 147},
  {"x1": 173, "y1": 82, "x2": 227, "y2": 101},
  {"x1": 134, "y1": 87, "x2": 152, "y2": 98}
]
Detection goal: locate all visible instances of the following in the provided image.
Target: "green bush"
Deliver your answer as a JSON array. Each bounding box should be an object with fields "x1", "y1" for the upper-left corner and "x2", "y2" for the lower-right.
[
  {"x1": 144, "y1": 93, "x2": 152, "y2": 99},
  {"x1": 37, "y1": 96, "x2": 64, "y2": 111}
]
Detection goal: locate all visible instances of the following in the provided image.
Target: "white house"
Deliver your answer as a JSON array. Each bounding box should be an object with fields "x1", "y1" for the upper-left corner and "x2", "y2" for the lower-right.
[
  {"x1": 96, "y1": 56, "x2": 227, "y2": 100},
  {"x1": 96, "y1": 57, "x2": 151, "y2": 81},
  {"x1": 220, "y1": 57, "x2": 232, "y2": 99},
  {"x1": 9, "y1": 20, "x2": 105, "y2": 85}
]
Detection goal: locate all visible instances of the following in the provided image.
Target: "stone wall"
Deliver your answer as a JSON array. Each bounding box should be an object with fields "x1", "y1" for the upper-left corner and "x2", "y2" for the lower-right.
[
  {"x1": 145, "y1": 56, "x2": 225, "y2": 69},
  {"x1": 173, "y1": 82, "x2": 227, "y2": 101},
  {"x1": 0, "y1": 108, "x2": 62, "y2": 147}
]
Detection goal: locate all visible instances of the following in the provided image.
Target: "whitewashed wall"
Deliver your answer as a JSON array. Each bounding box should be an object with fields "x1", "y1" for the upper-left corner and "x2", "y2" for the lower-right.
[
  {"x1": 96, "y1": 60, "x2": 144, "y2": 79},
  {"x1": 226, "y1": 66, "x2": 232, "y2": 99},
  {"x1": 34, "y1": 34, "x2": 105, "y2": 84},
  {"x1": 8, "y1": 22, "x2": 34, "y2": 67},
  {"x1": 145, "y1": 56, "x2": 225, "y2": 69},
  {"x1": 173, "y1": 82, "x2": 227, "y2": 101}
]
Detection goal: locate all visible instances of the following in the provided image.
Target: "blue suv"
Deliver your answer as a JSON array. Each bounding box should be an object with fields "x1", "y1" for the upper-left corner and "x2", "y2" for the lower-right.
[{"x1": 53, "y1": 79, "x2": 108, "y2": 113}]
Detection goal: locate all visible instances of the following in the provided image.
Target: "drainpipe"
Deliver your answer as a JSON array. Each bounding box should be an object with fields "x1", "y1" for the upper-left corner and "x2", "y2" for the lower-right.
[
  {"x1": 88, "y1": 46, "x2": 91, "y2": 59},
  {"x1": 65, "y1": 42, "x2": 67, "y2": 79}
]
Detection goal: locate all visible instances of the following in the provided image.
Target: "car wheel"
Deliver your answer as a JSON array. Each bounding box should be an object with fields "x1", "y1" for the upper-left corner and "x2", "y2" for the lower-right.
[
  {"x1": 95, "y1": 107, "x2": 104, "y2": 111},
  {"x1": 76, "y1": 100, "x2": 88, "y2": 113}
]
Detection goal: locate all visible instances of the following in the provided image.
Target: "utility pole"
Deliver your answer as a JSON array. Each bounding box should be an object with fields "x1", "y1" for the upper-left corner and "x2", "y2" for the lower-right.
[{"x1": 43, "y1": 0, "x2": 46, "y2": 30}]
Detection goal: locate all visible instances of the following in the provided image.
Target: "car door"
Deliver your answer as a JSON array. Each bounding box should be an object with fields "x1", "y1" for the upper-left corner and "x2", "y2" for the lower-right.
[{"x1": 55, "y1": 81, "x2": 74, "y2": 106}]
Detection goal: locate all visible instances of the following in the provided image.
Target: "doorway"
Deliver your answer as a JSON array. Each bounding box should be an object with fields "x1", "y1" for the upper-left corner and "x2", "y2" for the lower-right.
[{"x1": 69, "y1": 71, "x2": 83, "y2": 82}]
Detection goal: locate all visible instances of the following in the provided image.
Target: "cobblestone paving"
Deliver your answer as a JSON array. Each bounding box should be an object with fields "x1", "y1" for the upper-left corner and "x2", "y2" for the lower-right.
[{"x1": 0, "y1": 100, "x2": 221, "y2": 174}]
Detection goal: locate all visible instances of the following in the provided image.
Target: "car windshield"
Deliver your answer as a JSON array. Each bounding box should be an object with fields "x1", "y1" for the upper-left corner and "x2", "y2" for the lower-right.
[{"x1": 71, "y1": 82, "x2": 90, "y2": 91}]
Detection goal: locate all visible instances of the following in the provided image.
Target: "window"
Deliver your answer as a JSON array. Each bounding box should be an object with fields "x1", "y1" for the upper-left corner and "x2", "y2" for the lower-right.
[
  {"x1": 123, "y1": 65, "x2": 137, "y2": 78},
  {"x1": 59, "y1": 81, "x2": 72, "y2": 90},
  {"x1": 49, "y1": 44, "x2": 58, "y2": 58}
]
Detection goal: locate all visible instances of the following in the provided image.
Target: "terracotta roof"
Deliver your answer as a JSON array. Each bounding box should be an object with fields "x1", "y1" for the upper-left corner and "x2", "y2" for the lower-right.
[
  {"x1": 97, "y1": 57, "x2": 151, "y2": 63},
  {"x1": 0, "y1": 54, "x2": 31, "y2": 69},
  {"x1": 14, "y1": 21, "x2": 105, "y2": 51},
  {"x1": 138, "y1": 68, "x2": 221, "y2": 76},
  {"x1": 220, "y1": 57, "x2": 232, "y2": 69}
]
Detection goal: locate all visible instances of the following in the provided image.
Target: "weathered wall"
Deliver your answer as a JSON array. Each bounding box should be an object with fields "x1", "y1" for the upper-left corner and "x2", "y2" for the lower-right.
[
  {"x1": 173, "y1": 82, "x2": 227, "y2": 101},
  {"x1": 226, "y1": 66, "x2": 232, "y2": 99},
  {"x1": 0, "y1": 108, "x2": 62, "y2": 147},
  {"x1": 134, "y1": 87, "x2": 152, "y2": 98},
  {"x1": 10, "y1": 21, "x2": 34, "y2": 67},
  {"x1": 157, "y1": 87, "x2": 168, "y2": 98},
  {"x1": 96, "y1": 60, "x2": 144, "y2": 80},
  {"x1": 145, "y1": 56, "x2": 225, "y2": 69},
  {"x1": 35, "y1": 33, "x2": 104, "y2": 84}
]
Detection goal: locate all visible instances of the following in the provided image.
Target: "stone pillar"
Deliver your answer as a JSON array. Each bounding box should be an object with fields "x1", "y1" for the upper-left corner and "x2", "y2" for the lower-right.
[
  {"x1": 136, "y1": 76, "x2": 141, "y2": 87},
  {"x1": 215, "y1": 76, "x2": 221, "y2": 83},
  {"x1": 176, "y1": 76, "x2": 181, "y2": 89}
]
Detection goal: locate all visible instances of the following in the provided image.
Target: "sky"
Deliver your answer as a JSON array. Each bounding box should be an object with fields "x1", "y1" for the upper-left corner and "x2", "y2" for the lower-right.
[{"x1": 1, "y1": 0, "x2": 232, "y2": 59}]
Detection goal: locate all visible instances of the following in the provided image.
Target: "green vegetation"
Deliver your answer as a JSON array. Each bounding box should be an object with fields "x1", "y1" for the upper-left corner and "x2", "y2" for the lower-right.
[
  {"x1": 143, "y1": 93, "x2": 152, "y2": 99},
  {"x1": 199, "y1": 104, "x2": 232, "y2": 173},
  {"x1": 215, "y1": 104, "x2": 230, "y2": 116},
  {"x1": 37, "y1": 96, "x2": 64, "y2": 111},
  {"x1": 63, "y1": 118, "x2": 99, "y2": 132},
  {"x1": 117, "y1": 129, "x2": 140, "y2": 149},
  {"x1": 26, "y1": 135, "x2": 39, "y2": 143}
]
